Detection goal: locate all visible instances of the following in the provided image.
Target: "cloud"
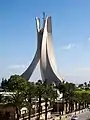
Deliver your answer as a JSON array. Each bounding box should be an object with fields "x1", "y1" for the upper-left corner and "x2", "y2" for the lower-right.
[
  {"x1": 88, "y1": 37, "x2": 90, "y2": 42},
  {"x1": 8, "y1": 64, "x2": 26, "y2": 69},
  {"x1": 62, "y1": 43, "x2": 76, "y2": 50}
]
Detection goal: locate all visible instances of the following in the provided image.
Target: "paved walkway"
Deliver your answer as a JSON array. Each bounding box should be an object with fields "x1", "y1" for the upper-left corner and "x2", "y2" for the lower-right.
[
  {"x1": 49, "y1": 109, "x2": 88, "y2": 120},
  {"x1": 20, "y1": 109, "x2": 88, "y2": 120}
]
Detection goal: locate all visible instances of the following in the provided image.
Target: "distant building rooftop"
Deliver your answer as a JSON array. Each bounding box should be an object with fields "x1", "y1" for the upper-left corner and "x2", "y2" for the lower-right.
[{"x1": 0, "y1": 92, "x2": 15, "y2": 96}]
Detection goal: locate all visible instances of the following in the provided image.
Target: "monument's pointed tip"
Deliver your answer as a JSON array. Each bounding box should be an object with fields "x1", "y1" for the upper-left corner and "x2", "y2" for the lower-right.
[
  {"x1": 43, "y1": 12, "x2": 45, "y2": 15},
  {"x1": 43, "y1": 12, "x2": 46, "y2": 19}
]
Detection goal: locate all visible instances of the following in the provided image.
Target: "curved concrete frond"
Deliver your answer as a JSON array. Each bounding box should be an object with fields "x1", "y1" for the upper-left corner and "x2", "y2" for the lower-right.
[
  {"x1": 35, "y1": 17, "x2": 40, "y2": 32},
  {"x1": 21, "y1": 14, "x2": 63, "y2": 86},
  {"x1": 21, "y1": 50, "x2": 39, "y2": 80},
  {"x1": 21, "y1": 17, "x2": 43, "y2": 80},
  {"x1": 40, "y1": 17, "x2": 62, "y2": 86},
  {"x1": 40, "y1": 17, "x2": 48, "y2": 71}
]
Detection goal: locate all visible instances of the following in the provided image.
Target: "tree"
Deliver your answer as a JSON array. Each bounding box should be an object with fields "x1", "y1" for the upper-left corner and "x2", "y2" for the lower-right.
[
  {"x1": 86, "y1": 93, "x2": 90, "y2": 106},
  {"x1": 59, "y1": 82, "x2": 76, "y2": 114},
  {"x1": 1, "y1": 78, "x2": 8, "y2": 90},
  {"x1": 4, "y1": 75, "x2": 28, "y2": 120},
  {"x1": 25, "y1": 82, "x2": 35, "y2": 120},
  {"x1": 87, "y1": 81, "x2": 90, "y2": 87},
  {"x1": 78, "y1": 84, "x2": 83, "y2": 88},
  {"x1": 84, "y1": 82, "x2": 87, "y2": 87},
  {"x1": 9, "y1": 91, "x2": 25, "y2": 120},
  {"x1": 42, "y1": 80, "x2": 58, "y2": 120},
  {"x1": 58, "y1": 82, "x2": 66, "y2": 114},
  {"x1": 6, "y1": 75, "x2": 28, "y2": 92},
  {"x1": 74, "y1": 92, "x2": 78, "y2": 110},
  {"x1": 74, "y1": 91, "x2": 89, "y2": 113},
  {"x1": 35, "y1": 80, "x2": 44, "y2": 119}
]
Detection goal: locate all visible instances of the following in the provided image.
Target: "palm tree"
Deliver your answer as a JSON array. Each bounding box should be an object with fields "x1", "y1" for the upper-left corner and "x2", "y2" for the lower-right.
[
  {"x1": 2, "y1": 75, "x2": 29, "y2": 120},
  {"x1": 67, "y1": 83, "x2": 76, "y2": 113},
  {"x1": 1, "y1": 78, "x2": 8, "y2": 90},
  {"x1": 58, "y1": 82, "x2": 66, "y2": 115},
  {"x1": 78, "y1": 84, "x2": 83, "y2": 88},
  {"x1": 76, "y1": 93, "x2": 82, "y2": 113},
  {"x1": 25, "y1": 82, "x2": 35, "y2": 120},
  {"x1": 88, "y1": 81, "x2": 90, "y2": 88},
  {"x1": 64, "y1": 92, "x2": 69, "y2": 114},
  {"x1": 59, "y1": 82, "x2": 76, "y2": 114},
  {"x1": 35, "y1": 80, "x2": 44, "y2": 119},
  {"x1": 86, "y1": 93, "x2": 90, "y2": 107},
  {"x1": 84, "y1": 82, "x2": 87, "y2": 87},
  {"x1": 10, "y1": 91, "x2": 25, "y2": 120},
  {"x1": 73, "y1": 92, "x2": 80, "y2": 114},
  {"x1": 42, "y1": 80, "x2": 58, "y2": 120}
]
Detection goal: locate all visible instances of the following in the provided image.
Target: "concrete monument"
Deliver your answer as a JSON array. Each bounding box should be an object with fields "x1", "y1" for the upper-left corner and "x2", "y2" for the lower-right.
[{"x1": 21, "y1": 13, "x2": 62, "y2": 86}]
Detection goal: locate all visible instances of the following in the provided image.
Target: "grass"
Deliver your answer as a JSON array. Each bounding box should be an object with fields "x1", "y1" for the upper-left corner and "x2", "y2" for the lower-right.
[{"x1": 75, "y1": 89, "x2": 90, "y2": 94}]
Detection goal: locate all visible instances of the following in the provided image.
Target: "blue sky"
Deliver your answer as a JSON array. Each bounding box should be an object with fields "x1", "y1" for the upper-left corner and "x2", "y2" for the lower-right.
[{"x1": 0, "y1": 0, "x2": 90, "y2": 84}]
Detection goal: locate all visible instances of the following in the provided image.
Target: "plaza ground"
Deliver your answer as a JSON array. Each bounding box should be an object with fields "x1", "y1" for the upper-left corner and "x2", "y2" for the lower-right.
[{"x1": 50, "y1": 109, "x2": 90, "y2": 120}]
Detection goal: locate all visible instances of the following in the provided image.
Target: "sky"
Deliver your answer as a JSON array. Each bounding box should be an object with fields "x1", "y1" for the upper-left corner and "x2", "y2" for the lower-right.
[{"x1": 0, "y1": 0, "x2": 90, "y2": 84}]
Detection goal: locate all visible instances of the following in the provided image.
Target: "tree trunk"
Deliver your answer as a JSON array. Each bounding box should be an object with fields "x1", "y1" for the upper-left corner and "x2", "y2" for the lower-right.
[
  {"x1": 29, "y1": 109, "x2": 31, "y2": 120},
  {"x1": 71, "y1": 102, "x2": 73, "y2": 112},
  {"x1": 79, "y1": 103, "x2": 80, "y2": 113},
  {"x1": 85, "y1": 100, "x2": 86, "y2": 108},
  {"x1": 76, "y1": 102, "x2": 77, "y2": 111},
  {"x1": 38, "y1": 95, "x2": 41, "y2": 119},
  {"x1": 45, "y1": 99, "x2": 48, "y2": 120},
  {"x1": 69, "y1": 101, "x2": 71, "y2": 113},
  {"x1": 28, "y1": 97, "x2": 31, "y2": 120},
  {"x1": 62, "y1": 100, "x2": 64, "y2": 115},
  {"x1": 75, "y1": 102, "x2": 77, "y2": 114},
  {"x1": 65, "y1": 99, "x2": 68, "y2": 114},
  {"x1": 87, "y1": 103, "x2": 88, "y2": 108},
  {"x1": 22, "y1": 114, "x2": 24, "y2": 120},
  {"x1": 83, "y1": 102, "x2": 84, "y2": 109},
  {"x1": 16, "y1": 107, "x2": 20, "y2": 120}
]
